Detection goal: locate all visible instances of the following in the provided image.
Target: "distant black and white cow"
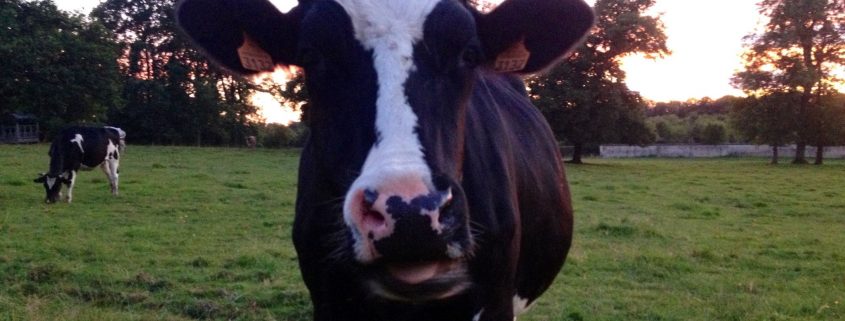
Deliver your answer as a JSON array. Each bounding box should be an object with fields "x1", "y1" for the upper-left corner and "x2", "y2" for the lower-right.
[
  {"x1": 178, "y1": 0, "x2": 593, "y2": 320},
  {"x1": 34, "y1": 126, "x2": 125, "y2": 203}
]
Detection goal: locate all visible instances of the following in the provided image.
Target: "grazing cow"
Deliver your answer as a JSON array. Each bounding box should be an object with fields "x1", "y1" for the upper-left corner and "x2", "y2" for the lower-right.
[
  {"x1": 177, "y1": 0, "x2": 593, "y2": 320},
  {"x1": 34, "y1": 126, "x2": 124, "y2": 203},
  {"x1": 246, "y1": 135, "x2": 258, "y2": 148}
]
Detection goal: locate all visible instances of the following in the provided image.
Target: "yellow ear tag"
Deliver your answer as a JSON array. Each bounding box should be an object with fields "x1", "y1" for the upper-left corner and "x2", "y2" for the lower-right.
[
  {"x1": 237, "y1": 33, "x2": 274, "y2": 72},
  {"x1": 494, "y1": 39, "x2": 531, "y2": 72}
]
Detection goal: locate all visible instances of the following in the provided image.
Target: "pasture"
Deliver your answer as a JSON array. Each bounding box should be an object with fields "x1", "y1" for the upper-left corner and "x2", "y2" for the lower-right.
[{"x1": 1, "y1": 144, "x2": 843, "y2": 321}]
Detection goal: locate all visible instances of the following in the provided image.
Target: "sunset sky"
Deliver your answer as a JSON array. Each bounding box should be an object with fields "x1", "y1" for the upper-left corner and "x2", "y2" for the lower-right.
[{"x1": 54, "y1": 0, "x2": 837, "y2": 124}]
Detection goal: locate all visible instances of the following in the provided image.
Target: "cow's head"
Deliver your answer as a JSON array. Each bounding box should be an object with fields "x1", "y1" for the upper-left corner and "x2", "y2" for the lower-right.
[
  {"x1": 34, "y1": 173, "x2": 68, "y2": 203},
  {"x1": 178, "y1": 0, "x2": 592, "y2": 300}
]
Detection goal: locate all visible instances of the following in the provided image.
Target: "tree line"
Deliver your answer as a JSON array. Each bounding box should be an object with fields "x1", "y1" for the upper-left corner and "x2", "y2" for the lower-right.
[
  {"x1": 529, "y1": 0, "x2": 844, "y2": 164},
  {"x1": 731, "y1": 0, "x2": 845, "y2": 164},
  {"x1": 0, "y1": 0, "x2": 122, "y2": 132},
  {"x1": 0, "y1": 0, "x2": 289, "y2": 146}
]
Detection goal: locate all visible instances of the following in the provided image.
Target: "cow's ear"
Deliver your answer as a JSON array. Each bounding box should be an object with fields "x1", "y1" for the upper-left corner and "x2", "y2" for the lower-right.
[
  {"x1": 476, "y1": 0, "x2": 594, "y2": 74},
  {"x1": 176, "y1": 0, "x2": 309, "y2": 75},
  {"x1": 34, "y1": 174, "x2": 46, "y2": 183}
]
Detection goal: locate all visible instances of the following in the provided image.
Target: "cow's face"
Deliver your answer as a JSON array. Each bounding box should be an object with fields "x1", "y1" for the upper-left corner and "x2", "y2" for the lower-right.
[
  {"x1": 178, "y1": 0, "x2": 593, "y2": 301},
  {"x1": 302, "y1": 0, "x2": 477, "y2": 261},
  {"x1": 34, "y1": 173, "x2": 67, "y2": 203}
]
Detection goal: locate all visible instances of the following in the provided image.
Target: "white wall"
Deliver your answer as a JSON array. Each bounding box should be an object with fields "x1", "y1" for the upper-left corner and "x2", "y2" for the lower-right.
[{"x1": 600, "y1": 145, "x2": 845, "y2": 159}]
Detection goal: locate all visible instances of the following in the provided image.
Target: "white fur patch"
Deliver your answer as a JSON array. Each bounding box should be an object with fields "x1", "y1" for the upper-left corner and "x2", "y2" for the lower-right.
[
  {"x1": 70, "y1": 134, "x2": 84, "y2": 153},
  {"x1": 46, "y1": 177, "x2": 56, "y2": 189},
  {"x1": 104, "y1": 126, "x2": 126, "y2": 152},
  {"x1": 337, "y1": 0, "x2": 442, "y2": 260},
  {"x1": 66, "y1": 170, "x2": 76, "y2": 203},
  {"x1": 104, "y1": 126, "x2": 126, "y2": 139},
  {"x1": 105, "y1": 141, "x2": 119, "y2": 160},
  {"x1": 513, "y1": 295, "x2": 531, "y2": 315},
  {"x1": 446, "y1": 243, "x2": 463, "y2": 259},
  {"x1": 473, "y1": 309, "x2": 484, "y2": 321}
]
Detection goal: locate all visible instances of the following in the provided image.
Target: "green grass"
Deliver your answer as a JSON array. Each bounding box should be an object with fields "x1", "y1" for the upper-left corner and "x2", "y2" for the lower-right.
[{"x1": 1, "y1": 145, "x2": 844, "y2": 320}]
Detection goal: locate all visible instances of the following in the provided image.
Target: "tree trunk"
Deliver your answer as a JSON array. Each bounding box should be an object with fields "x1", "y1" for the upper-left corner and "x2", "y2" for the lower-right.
[
  {"x1": 568, "y1": 143, "x2": 584, "y2": 164},
  {"x1": 793, "y1": 39, "x2": 815, "y2": 165},
  {"x1": 814, "y1": 145, "x2": 824, "y2": 165},
  {"x1": 793, "y1": 142, "x2": 808, "y2": 164},
  {"x1": 771, "y1": 145, "x2": 779, "y2": 165}
]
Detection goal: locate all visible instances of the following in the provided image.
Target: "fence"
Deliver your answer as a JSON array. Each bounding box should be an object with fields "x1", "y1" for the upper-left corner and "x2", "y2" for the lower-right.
[
  {"x1": 1, "y1": 124, "x2": 39, "y2": 143},
  {"x1": 600, "y1": 144, "x2": 845, "y2": 159}
]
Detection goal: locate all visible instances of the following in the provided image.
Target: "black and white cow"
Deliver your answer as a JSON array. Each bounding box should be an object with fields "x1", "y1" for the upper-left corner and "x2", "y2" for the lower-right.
[
  {"x1": 34, "y1": 126, "x2": 125, "y2": 203},
  {"x1": 177, "y1": 0, "x2": 593, "y2": 320}
]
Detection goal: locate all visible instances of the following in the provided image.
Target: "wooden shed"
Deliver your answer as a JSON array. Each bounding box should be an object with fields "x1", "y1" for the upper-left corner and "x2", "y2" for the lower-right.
[{"x1": 1, "y1": 113, "x2": 40, "y2": 143}]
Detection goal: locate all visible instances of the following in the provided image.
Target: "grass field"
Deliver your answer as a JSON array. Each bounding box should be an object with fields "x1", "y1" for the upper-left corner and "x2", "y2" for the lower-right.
[{"x1": 1, "y1": 144, "x2": 843, "y2": 321}]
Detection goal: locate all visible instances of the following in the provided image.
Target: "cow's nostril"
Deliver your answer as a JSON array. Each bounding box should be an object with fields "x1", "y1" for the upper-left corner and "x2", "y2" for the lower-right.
[
  {"x1": 363, "y1": 210, "x2": 385, "y2": 225},
  {"x1": 363, "y1": 189, "x2": 379, "y2": 207},
  {"x1": 363, "y1": 210, "x2": 386, "y2": 239}
]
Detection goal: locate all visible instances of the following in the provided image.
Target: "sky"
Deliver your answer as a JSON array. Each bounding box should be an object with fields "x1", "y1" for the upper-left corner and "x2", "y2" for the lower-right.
[
  {"x1": 51, "y1": 0, "x2": 802, "y2": 122},
  {"x1": 619, "y1": 0, "x2": 762, "y2": 102},
  {"x1": 53, "y1": 0, "x2": 102, "y2": 13}
]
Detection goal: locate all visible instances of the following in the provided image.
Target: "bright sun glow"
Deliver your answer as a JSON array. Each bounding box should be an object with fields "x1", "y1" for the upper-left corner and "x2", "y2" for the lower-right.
[
  {"x1": 252, "y1": 92, "x2": 300, "y2": 125},
  {"x1": 619, "y1": 0, "x2": 762, "y2": 102},
  {"x1": 243, "y1": 0, "x2": 302, "y2": 125},
  {"x1": 250, "y1": 66, "x2": 302, "y2": 125}
]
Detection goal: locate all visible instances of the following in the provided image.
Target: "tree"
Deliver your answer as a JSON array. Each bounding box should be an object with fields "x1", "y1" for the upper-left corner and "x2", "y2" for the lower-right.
[
  {"x1": 700, "y1": 123, "x2": 727, "y2": 145},
  {"x1": 733, "y1": 0, "x2": 845, "y2": 164},
  {"x1": 731, "y1": 93, "x2": 798, "y2": 164},
  {"x1": 0, "y1": 0, "x2": 123, "y2": 136},
  {"x1": 807, "y1": 93, "x2": 845, "y2": 164},
  {"x1": 528, "y1": 0, "x2": 668, "y2": 163},
  {"x1": 92, "y1": 0, "x2": 263, "y2": 146}
]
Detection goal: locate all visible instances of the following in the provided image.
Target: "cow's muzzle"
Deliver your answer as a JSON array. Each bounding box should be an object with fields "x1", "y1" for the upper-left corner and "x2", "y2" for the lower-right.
[{"x1": 345, "y1": 173, "x2": 472, "y2": 261}]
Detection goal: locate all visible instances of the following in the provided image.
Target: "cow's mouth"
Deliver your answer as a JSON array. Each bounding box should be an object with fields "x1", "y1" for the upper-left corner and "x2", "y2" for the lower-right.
[{"x1": 366, "y1": 260, "x2": 470, "y2": 302}]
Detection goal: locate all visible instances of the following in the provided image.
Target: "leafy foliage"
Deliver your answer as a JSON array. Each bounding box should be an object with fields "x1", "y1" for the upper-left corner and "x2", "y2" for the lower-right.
[
  {"x1": 0, "y1": 0, "x2": 122, "y2": 135},
  {"x1": 648, "y1": 114, "x2": 736, "y2": 145},
  {"x1": 733, "y1": 0, "x2": 845, "y2": 164},
  {"x1": 528, "y1": 0, "x2": 668, "y2": 163},
  {"x1": 90, "y1": 0, "x2": 264, "y2": 146},
  {"x1": 731, "y1": 92, "x2": 798, "y2": 163},
  {"x1": 259, "y1": 122, "x2": 308, "y2": 148},
  {"x1": 0, "y1": 0, "x2": 283, "y2": 145},
  {"x1": 645, "y1": 96, "x2": 742, "y2": 144},
  {"x1": 806, "y1": 93, "x2": 845, "y2": 163}
]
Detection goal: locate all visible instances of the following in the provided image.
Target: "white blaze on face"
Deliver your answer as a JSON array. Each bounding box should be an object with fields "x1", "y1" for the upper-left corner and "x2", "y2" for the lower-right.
[
  {"x1": 46, "y1": 177, "x2": 57, "y2": 189},
  {"x1": 337, "y1": 0, "x2": 441, "y2": 225},
  {"x1": 70, "y1": 134, "x2": 84, "y2": 153}
]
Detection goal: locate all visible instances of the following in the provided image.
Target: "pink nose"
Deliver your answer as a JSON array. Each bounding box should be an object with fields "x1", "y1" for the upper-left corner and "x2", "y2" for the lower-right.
[
  {"x1": 355, "y1": 188, "x2": 398, "y2": 241},
  {"x1": 347, "y1": 178, "x2": 451, "y2": 244}
]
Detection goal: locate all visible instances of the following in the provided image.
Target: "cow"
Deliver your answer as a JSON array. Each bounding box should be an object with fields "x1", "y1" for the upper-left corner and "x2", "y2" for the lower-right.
[
  {"x1": 177, "y1": 0, "x2": 593, "y2": 320},
  {"x1": 34, "y1": 126, "x2": 125, "y2": 203},
  {"x1": 246, "y1": 135, "x2": 258, "y2": 148}
]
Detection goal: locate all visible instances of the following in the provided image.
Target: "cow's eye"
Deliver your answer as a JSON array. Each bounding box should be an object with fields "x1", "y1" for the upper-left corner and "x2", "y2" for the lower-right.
[{"x1": 460, "y1": 46, "x2": 482, "y2": 69}]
